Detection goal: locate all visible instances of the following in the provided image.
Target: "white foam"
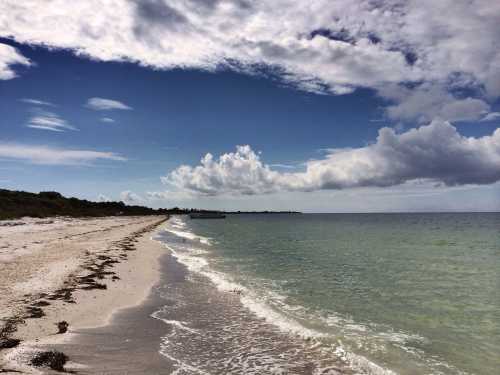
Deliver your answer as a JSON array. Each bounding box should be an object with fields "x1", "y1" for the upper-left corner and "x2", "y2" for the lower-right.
[
  {"x1": 240, "y1": 294, "x2": 325, "y2": 339},
  {"x1": 334, "y1": 345, "x2": 397, "y2": 375},
  {"x1": 155, "y1": 317, "x2": 200, "y2": 335},
  {"x1": 166, "y1": 228, "x2": 212, "y2": 246},
  {"x1": 159, "y1": 347, "x2": 211, "y2": 375}
]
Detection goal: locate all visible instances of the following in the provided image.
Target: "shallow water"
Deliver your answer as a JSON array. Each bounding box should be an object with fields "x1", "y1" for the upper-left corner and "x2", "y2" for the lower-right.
[{"x1": 155, "y1": 213, "x2": 500, "y2": 375}]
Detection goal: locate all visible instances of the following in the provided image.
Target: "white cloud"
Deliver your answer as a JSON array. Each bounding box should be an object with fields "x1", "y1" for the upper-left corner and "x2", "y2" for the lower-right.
[
  {"x1": 0, "y1": 143, "x2": 126, "y2": 165},
  {"x1": 0, "y1": 42, "x2": 31, "y2": 79},
  {"x1": 164, "y1": 120, "x2": 500, "y2": 195},
  {"x1": 380, "y1": 83, "x2": 490, "y2": 123},
  {"x1": 97, "y1": 194, "x2": 112, "y2": 202},
  {"x1": 1, "y1": 1, "x2": 500, "y2": 121},
  {"x1": 120, "y1": 190, "x2": 143, "y2": 204},
  {"x1": 27, "y1": 110, "x2": 77, "y2": 132},
  {"x1": 86, "y1": 97, "x2": 132, "y2": 111},
  {"x1": 100, "y1": 117, "x2": 115, "y2": 123},
  {"x1": 147, "y1": 190, "x2": 193, "y2": 201},
  {"x1": 20, "y1": 98, "x2": 55, "y2": 106},
  {"x1": 480, "y1": 112, "x2": 500, "y2": 122}
]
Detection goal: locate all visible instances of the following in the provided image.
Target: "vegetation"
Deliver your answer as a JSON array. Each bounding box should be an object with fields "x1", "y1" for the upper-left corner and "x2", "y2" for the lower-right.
[
  {"x1": 0, "y1": 189, "x2": 167, "y2": 220},
  {"x1": 0, "y1": 189, "x2": 301, "y2": 220}
]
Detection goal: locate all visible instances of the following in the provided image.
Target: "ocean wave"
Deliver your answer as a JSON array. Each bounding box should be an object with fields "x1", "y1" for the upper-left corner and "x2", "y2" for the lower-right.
[
  {"x1": 155, "y1": 217, "x2": 399, "y2": 375},
  {"x1": 165, "y1": 228, "x2": 213, "y2": 246}
]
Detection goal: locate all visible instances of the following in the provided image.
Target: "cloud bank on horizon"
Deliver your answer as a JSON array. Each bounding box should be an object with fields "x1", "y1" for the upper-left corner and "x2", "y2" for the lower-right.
[
  {"x1": 0, "y1": 0, "x2": 499, "y2": 124},
  {"x1": 163, "y1": 120, "x2": 500, "y2": 195}
]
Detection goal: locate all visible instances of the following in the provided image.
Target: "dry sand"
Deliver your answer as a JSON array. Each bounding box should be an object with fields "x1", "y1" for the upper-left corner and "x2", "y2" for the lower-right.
[{"x1": 0, "y1": 215, "x2": 168, "y2": 373}]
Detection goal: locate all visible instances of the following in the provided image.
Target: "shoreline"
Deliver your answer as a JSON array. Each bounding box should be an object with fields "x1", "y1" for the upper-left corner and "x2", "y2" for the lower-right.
[{"x1": 0, "y1": 215, "x2": 168, "y2": 373}]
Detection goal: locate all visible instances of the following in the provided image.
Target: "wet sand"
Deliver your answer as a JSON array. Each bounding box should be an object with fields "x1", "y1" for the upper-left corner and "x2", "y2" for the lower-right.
[{"x1": 46, "y1": 259, "x2": 175, "y2": 374}]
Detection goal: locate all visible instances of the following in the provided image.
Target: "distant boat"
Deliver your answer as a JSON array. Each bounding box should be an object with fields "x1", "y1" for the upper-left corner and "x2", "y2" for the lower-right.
[{"x1": 189, "y1": 212, "x2": 226, "y2": 219}]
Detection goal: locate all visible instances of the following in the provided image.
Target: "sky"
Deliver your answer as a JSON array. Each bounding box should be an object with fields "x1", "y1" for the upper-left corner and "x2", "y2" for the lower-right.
[{"x1": 0, "y1": 0, "x2": 499, "y2": 212}]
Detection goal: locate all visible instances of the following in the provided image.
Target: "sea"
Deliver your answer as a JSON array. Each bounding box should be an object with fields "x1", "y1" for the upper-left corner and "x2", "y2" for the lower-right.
[{"x1": 152, "y1": 213, "x2": 499, "y2": 375}]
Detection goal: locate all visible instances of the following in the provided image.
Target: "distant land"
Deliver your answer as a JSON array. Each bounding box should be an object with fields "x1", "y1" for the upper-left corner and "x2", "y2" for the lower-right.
[{"x1": 0, "y1": 189, "x2": 300, "y2": 220}]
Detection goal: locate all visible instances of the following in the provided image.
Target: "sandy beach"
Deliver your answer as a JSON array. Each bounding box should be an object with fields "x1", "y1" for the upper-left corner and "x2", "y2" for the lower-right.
[{"x1": 0, "y1": 215, "x2": 168, "y2": 373}]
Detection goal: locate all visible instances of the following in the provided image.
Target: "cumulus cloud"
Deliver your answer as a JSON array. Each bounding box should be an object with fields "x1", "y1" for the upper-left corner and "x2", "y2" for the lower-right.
[
  {"x1": 97, "y1": 194, "x2": 112, "y2": 202},
  {"x1": 164, "y1": 120, "x2": 500, "y2": 195},
  {"x1": 120, "y1": 190, "x2": 144, "y2": 204},
  {"x1": 86, "y1": 97, "x2": 132, "y2": 111},
  {"x1": 100, "y1": 117, "x2": 115, "y2": 123},
  {"x1": 20, "y1": 98, "x2": 55, "y2": 106},
  {"x1": 0, "y1": 42, "x2": 31, "y2": 79},
  {"x1": 0, "y1": 143, "x2": 126, "y2": 165},
  {"x1": 147, "y1": 189, "x2": 197, "y2": 201},
  {"x1": 27, "y1": 110, "x2": 77, "y2": 132},
  {"x1": 1, "y1": 1, "x2": 500, "y2": 121}
]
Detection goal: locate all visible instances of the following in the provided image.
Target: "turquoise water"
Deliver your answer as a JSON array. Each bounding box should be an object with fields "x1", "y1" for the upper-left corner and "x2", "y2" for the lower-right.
[{"x1": 161, "y1": 213, "x2": 499, "y2": 374}]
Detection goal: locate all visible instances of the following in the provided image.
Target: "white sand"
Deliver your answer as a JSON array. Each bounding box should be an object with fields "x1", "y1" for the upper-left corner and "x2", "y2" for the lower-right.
[{"x1": 0, "y1": 215, "x2": 168, "y2": 373}]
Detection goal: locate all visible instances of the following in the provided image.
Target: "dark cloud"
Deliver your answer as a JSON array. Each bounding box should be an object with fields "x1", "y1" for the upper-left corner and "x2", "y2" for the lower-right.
[
  {"x1": 310, "y1": 28, "x2": 355, "y2": 44},
  {"x1": 133, "y1": 0, "x2": 189, "y2": 39}
]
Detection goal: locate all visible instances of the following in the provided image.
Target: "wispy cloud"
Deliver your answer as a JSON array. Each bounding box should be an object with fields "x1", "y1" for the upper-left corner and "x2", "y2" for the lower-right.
[
  {"x1": 0, "y1": 143, "x2": 126, "y2": 165},
  {"x1": 480, "y1": 112, "x2": 500, "y2": 122},
  {"x1": 27, "y1": 110, "x2": 76, "y2": 132},
  {"x1": 269, "y1": 163, "x2": 297, "y2": 169},
  {"x1": 20, "y1": 98, "x2": 55, "y2": 106},
  {"x1": 86, "y1": 97, "x2": 132, "y2": 111},
  {"x1": 100, "y1": 117, "x2": 115, "y2": 123},
  {"x1": 0, "y1": 42, "x2": 31, "y2": 80}
]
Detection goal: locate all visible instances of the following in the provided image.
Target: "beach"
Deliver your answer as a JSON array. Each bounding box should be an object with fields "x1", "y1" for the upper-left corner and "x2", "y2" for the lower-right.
[
  {"x1": 0, "y1": 215, "x2": 168, "y2": 373},
  {"x1": 1, "y1": 213, "x2": 498, "y2": 374}
]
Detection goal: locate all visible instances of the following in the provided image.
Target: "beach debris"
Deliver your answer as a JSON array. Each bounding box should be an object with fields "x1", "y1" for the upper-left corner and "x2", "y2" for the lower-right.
[
  {"x1": 0, "y1": 317, "x2": 23, "y2": 349},
  {"x1": 30, "y1": 350, "x2": 68, "y2": 372},
  {"x1": 80, "y1": 281, "x2": 107, "y2": 290},
  {"x1": 0, "y1": 221, "x2": 26, "y2": 227},
  {"x1": 25, "y1": 306, "x2": 45, "y2": 319},
  {"x1": 56, "y1": 321, "x2": 69, "y2": 334},
  {"x1": 34, "y1": 220, "x2": 54, "y2": 225},
  {"x1": 48, "y1": 287, "x2": 75, "y2": 303},
  {"x1": 0, "y1": 337, "x2": 20, "y2": 349}
]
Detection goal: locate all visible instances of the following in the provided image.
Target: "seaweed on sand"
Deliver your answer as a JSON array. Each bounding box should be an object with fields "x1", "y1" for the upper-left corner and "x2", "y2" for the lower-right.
[
  {"x1": 25, "y1": 306, "x2": 45, "y2": 318},
  {"x1": 0, "y1": 337, "x2": 20, "y2": 349},
  {"x1": 0, "y1": 317, "x2": 23, "y2": 349},
  {"x1": 56, "y1": 321, "x2": 69, "y2": 334},
  {"x1": 30, "y1": 350, "x2": 68, "y2": 372}
]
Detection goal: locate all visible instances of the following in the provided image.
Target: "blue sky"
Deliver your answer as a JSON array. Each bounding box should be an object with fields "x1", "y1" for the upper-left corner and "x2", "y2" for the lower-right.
[{"x1": 0, "y1": 1, "x2": 499, "y2": 212}]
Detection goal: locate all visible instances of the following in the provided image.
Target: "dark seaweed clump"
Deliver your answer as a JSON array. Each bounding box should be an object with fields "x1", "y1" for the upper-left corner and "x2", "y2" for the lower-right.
[
  {"x1": 30, "y1": 350, "x2": 68, "y2": 372},
  {"x1": 0, "y1": 337, "x2": 20, "y2": 349},
  {"x1": 56, "y1": 321, "x2": 69, "y2": 334},
  {"x1": 25, "y1": 306, "x2": 45, "y2": 319},
  {"x1": 0, "y1": 317, "x2": 23, "y2": 349}
]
